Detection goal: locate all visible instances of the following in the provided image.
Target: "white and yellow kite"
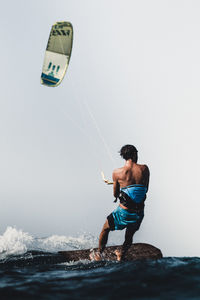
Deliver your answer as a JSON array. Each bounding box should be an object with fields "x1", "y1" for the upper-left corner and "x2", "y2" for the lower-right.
[{"x1": 41, "y1": 21, "x2": 73, "y2": 87}]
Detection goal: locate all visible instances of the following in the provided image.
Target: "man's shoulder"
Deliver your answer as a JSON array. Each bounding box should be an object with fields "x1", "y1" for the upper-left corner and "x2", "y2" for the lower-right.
[
  {"x1": 138, "y1": 163, "x2": 149, "y2": 169},
  {"x1": 137, "y1": 164, "x2": 150, "y2": 174},
  {"x1": 112, "y1": 167, "x2": 123, "y2": 179},
  {"x1": 113, "y1": 167, "x2": 123, "y2": 174}
]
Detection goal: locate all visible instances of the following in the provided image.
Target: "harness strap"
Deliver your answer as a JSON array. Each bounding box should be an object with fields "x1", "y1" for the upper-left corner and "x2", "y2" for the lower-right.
[{"x1": 118, "y1": 191, "x2": 145, "y2": 210}]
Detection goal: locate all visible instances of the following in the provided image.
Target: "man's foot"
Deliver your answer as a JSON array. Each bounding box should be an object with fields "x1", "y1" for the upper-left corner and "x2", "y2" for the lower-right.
[
  {"x1": 89, "y1": 250, "x2": 103, "y2": 261},
  {"x1": 114, "y1": 249, "x2": 122, "y2": 261}
]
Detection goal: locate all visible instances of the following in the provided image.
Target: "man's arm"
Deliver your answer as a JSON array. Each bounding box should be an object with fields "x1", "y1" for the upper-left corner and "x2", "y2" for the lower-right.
[
  {"x1": 144, "y1": 165, "x2": 150, "y2": 192},
  {"x1": 112, "y1": 170, "x2": 120, "y2": 198}
]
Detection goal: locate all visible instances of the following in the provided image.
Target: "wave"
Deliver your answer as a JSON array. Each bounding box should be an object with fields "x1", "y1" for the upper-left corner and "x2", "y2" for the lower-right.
[{"x1": 0, "y1": 226, "x2": 98, "y2": 261}]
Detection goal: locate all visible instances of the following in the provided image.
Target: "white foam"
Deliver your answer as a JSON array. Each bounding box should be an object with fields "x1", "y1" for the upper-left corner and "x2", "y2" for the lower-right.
[
  {"x1": 61, "y1": 259, "x2": 91, "y2": 266},
  {"x1": 0, "y1": 227, "x2": 33, "y2": 259},
  {"x1": 0, "y1": 227, "x2": 98, "y2": 259},
  {"x1": 36, "y1": 233, "x2": 97, "y2": 252}
]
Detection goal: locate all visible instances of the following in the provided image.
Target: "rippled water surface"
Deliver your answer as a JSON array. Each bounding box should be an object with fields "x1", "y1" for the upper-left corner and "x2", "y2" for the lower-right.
[{"x1": 0, "y1": 227, "x2": 200, "y2": 300}]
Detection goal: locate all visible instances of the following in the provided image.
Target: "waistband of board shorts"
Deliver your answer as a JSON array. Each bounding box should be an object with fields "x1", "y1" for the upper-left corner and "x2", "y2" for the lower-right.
[{"x1": 119, "y1": 203, "x2": 144, "y2": 213}]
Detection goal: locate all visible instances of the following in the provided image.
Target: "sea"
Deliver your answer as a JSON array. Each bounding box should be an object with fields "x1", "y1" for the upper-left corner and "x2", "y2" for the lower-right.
[{"x1": 0, "y1": 227, "x2": 200, "y2": 300}]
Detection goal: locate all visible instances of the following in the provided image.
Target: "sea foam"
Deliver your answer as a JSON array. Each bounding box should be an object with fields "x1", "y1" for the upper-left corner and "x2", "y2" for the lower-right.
[{"x1": 0, "y1": 226, "x2": 97, "y2": 260}]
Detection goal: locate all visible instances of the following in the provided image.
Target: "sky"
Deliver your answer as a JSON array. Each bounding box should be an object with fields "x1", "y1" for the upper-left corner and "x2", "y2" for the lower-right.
[{"x1": 0, "y1": 0, "x2": 200, "y2": 256}]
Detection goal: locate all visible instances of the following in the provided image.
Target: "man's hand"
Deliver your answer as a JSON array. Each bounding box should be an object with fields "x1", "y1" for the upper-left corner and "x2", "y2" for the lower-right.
[{"x1": 101, "y1": 171, "x2": 113, "y2": 185}]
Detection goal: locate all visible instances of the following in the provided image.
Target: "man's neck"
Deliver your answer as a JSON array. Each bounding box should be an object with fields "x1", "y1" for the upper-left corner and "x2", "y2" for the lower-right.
[{"x1": 125, "y1": 159, "x2": 135, "y2": 167}]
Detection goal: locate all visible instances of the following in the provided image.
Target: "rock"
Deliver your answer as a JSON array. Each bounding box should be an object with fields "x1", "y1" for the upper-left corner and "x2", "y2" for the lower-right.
[{"x1": 58, "y1": 243, "x2": 163, "y2": 262}]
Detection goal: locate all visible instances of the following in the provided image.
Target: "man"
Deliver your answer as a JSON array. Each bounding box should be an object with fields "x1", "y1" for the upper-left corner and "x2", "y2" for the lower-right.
[{"x1": 92, "y1": 144, "x2": 149, "y2": 261}]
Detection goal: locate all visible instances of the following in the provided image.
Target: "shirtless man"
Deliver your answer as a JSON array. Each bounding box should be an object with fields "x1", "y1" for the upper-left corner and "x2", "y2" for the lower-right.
[{"x1": 92, "y1": 144, "x2": 149, "y2": 261}]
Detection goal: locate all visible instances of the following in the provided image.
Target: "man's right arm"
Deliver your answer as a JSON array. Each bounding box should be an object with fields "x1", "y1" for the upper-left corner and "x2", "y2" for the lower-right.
[{"x1": 112, "y1": 170, "x2": 120, "y2": 198}]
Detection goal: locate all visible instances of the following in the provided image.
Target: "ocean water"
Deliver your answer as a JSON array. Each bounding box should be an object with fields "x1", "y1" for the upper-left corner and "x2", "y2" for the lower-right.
[{"x1": 0, "y1": 227, "x2": 200, "y2": 300}]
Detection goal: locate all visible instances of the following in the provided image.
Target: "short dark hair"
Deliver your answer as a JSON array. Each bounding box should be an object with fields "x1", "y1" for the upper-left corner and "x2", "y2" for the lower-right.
[{"x1": 119, "y1": 144, "x2": 138, "y2": 162}]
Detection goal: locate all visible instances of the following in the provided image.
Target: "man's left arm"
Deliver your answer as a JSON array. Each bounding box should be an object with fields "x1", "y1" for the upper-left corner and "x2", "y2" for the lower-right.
[{"x1": 144, "y1": 165, "x2": 150, "y2": 192}]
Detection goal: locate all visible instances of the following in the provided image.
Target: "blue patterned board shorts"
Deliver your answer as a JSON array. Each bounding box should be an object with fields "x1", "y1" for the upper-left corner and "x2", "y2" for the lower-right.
[{"x1": 107, "y1": 205, "x2": 144, "y2": 231}]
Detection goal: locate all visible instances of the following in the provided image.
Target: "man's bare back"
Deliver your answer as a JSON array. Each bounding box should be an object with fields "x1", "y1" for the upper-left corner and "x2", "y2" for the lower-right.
[{"x1": 112, "y1": 160, "x2": 149, "y2": 198}]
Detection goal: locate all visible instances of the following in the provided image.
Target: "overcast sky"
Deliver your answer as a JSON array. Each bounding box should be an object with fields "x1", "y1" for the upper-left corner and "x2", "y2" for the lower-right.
[{"x1": 0, "y1": 0, "x2": 200, "y2": 256}]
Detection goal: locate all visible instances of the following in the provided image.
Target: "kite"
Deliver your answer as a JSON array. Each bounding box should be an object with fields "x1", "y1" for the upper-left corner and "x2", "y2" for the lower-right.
[{"x1": 41, "y1": 21, "x2": 73, "y2": 87}]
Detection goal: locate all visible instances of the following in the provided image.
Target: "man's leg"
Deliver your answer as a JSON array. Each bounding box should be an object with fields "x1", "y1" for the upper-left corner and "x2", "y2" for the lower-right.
[
  {"x1": 98, "y1": 219, "x2": 110, "y2": 253},
  {"x1": 90, "y1": 219, "x2": 111, "y2": 261},
  {"x1": 115, "y1": 226, "x2": 136, "y2": 261}
]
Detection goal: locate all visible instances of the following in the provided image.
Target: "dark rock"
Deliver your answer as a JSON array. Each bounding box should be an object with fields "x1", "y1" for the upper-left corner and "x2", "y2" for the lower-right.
[{"x1": 58, "y1": 243, "x2": 163, "y2": 262}]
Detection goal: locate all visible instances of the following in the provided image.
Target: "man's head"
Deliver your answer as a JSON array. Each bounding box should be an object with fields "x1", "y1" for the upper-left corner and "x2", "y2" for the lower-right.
[{"x1": 119, "y1": 144, "x2": 138, "y2": 162}]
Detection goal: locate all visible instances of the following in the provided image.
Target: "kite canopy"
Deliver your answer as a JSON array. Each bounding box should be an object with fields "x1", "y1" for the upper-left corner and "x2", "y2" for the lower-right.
[{"x1": 41, "y1": 21, "x2": 73, "y2": 87}]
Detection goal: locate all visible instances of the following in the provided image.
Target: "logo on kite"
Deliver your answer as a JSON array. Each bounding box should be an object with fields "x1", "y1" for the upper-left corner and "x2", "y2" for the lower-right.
[{"x1": 41, "y1": 21, "x2": 73, "y2": 87}]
